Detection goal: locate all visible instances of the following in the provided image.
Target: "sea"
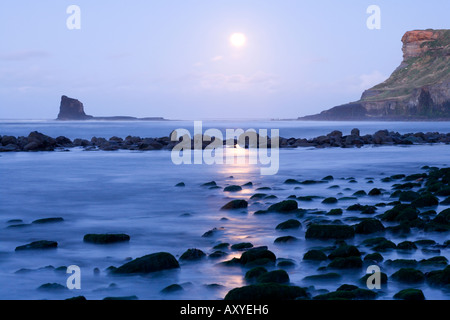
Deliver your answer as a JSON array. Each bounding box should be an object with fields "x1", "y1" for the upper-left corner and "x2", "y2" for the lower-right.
[{"x1": 0, "y1": 120, "x2": 449, "y2": 300}]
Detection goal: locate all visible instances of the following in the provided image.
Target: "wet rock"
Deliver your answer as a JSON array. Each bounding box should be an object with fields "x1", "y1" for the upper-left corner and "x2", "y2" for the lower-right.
[
  {"x1": 175, "y1": 182, "x2": 185, "y2": 187},
  {"x1": 179, "y1": 248, "x2": 206, "y2": 261},
  {"x1": 326, "y1": 209, "x2": 343, "y2": 216},
  {"x1": 202, "y1": 181, "x2": 217, "y2": 187},
  {"x1": 161, "y1": 284, "x2": 183, "y2": 294},
  {"x1": 425, "y1": 266, "x2": 450, "y2": 287},
  {"x1": 398, "y1": 191, "x2": 421, "y2": 202},
  {"x1": 385, "y1": 259, "x2": 418, "y2": 268},
  {"x1": 250, "y1": 193, "x2": 267, "y2": 199},
  {"x1": 327, "y1": 256, "x2": 363, "y2": 269},
  {"x1": 221, "y1": 200, "x2": 248, "y2": 210},
  {"x1": 373, "y1": 239, "x2": 397, "y2": 251},
  {"x1": 411, "y1": 193, "x2": 439, "y2": 207},
  {"x1": 391, "y1": 268, "x2": 425, "y2": 283},
  {"x1": 267, "y1": 200, "x2": 298, "y2": 213},
  {"x1": 397, "y1": 241, "x2": 418, "y2": 250},
  {"x1": 239, "y1": 247, "x2": 276, "y2": 267},
  {"x1": 419, "y1": 256, "x2": 448, "y2": 267},
  {"x1": 303, "y1": 273, "x2": 341, "y2": 281},
  {"x1": 303, "y1": 249, "x2": 327, "y2": 261},
  {"x1": 393, "y1": 289, "x2": 425, "y2": 300},
  {"x1": 256, "y1": 270, "x2": 290, "y2": 284},
  {"x1": 353, "y1": 190, "x2": 367, "y2": 196},
  {"x1": 354, "y1": 219, "x2": 385, "y2": 234},
  {"x1": 15, "y1": 240, "x2": 58, "y2": 251},
  {"x1": 328, "y1": 245, "x2": 361, "y2": 260},
  {"x1": 209, "y1": 251, "x2": 227, "y2": 259},
  {"x1": 113, "y1": 252, "x2": 180, "y2": 274},
  {"x1": 274, "y1": 236, "x2": 298, "y2": 244},
  {"x1": 363, "y1": 252, "x2": 384, "y2": 263},
  {"x1": 305, "y1": 224, "x2": 355, "y2": 240},
  {"x1": 322, "y1": 197, "x2": 337, "y2": 204},
  {"x1": 276, "y1": 219, "x2": 301, "y2": 230},
  {"x1": 83, "y1": 234, "x2": 130, "y2": 244},
  {"x1": 231, "y1": 242, "x2": 253, "y2": 250},
  {"x1": 213, "y1": 243, "x2": 229, "y2": 250},
  {"x1": 202, "y1": 227, "x2": 224, "y2": 237},
  {"x1": 224, "y1": 283, "x2": 307, "y2": 300},
  {"x1": 284, "y1": 179, "x2": 301, "y2": 184},
  {"x1": 245, "y1": 267, "x2": 268, "y2": 282},
  {"x1": 381, "y1": 204, "x2": 419, "y2": 222},
  {"x1": 224, "y1": 185, "x2": 242, "y2": 192},
  {"x1": 368, "y1": 188, "x2": 382, "y2": 196},
  {"x1": 425, "y1": 208, "x2": 450, "y2": 231}
]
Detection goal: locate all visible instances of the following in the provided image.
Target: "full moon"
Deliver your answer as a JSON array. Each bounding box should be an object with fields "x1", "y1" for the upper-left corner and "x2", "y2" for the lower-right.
[{"x1": 230, "y1": 33, "x2": 247, "y2": 47}]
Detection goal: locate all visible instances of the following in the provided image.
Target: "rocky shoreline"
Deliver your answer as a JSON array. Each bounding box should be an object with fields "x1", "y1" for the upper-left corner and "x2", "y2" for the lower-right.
[{"x1": 1, "y1": 129, "x2": 449, "y2": 152}]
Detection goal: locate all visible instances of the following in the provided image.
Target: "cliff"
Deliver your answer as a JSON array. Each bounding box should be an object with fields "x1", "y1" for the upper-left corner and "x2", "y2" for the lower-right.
[{"x1": 300, "y1": 29, "x2": 450, "y2": 120}]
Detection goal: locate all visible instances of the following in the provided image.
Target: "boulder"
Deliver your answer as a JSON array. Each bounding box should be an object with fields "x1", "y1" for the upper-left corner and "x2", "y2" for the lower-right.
[
  {"x1": 83, "y1": 234, "x2": 130, "y2": 244},
  {"x1": 305, "y1": 224, "x2": 355, "y2": 240},
  {"x1": 113, "y1": 252, "x2": 179, "y2": 274},
  {"x1": 15, "y1": 240, "x2": 58, "y2": 251}
]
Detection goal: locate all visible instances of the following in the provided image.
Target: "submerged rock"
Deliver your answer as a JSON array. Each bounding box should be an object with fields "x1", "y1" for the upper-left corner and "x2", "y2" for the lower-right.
[
  {"x1": 221, "y1": 200, "x2": 248, "y2": 210},
  {"x1": 179, "y1": 248, "x2": 206, "y2": 261},
  {"x1": 275, "y1": 219, "x2": 301, "y2": 230},
  {"x1": 267, "y1": 200, "x2": 298, "y2": 213},
  {"x1": 305, "y1": 224, "x2": 355, "y2": 240},
  {"x1": 83, "y1": 234, "x2": 130, "y2": 244},
  {"x1": 15, "y1": 240, "x2": 58, "y2": 251},
  {"x1": 393, "y1": 289, "x2": 425, "y2": 300}
]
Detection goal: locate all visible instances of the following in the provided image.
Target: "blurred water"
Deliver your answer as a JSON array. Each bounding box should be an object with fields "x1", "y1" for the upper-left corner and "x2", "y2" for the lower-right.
[
  {"x1": 1, "y1": 120, "x2": 449, "y2": 140},
  {"x1": 0, "y1": 121, "x2": 449, "y2": 300}
]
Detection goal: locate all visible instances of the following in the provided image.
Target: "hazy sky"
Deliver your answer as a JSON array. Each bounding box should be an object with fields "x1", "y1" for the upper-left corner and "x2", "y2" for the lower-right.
[{"x1": 0, "y1": 0, "x2": 449, "y2": 120}]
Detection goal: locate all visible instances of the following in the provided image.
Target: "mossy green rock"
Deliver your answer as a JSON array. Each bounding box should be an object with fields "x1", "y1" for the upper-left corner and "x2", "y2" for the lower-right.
[
  {"x1": 391, "y1": 268, "x2": 425, "y2": 283},
  {"x1": 373, "y1": 239, "x2": 397, "y2": 251},
  {"x1": 267, "y1": 200, "x2": 298, "y2": 213},
  {"x1": 245, "y1": 267, "x2": 268, "y2": 281},
  {"x1": 398, "y1": 191, "x2": 420, "y2": 202},
  {"x1": 382, "y1": 204, "x2": 419, "y2": 222},
  {"x1": 411, "y1": 193, "x2": 439, "y2": 207},
  {"x1": 328, "y1": 245, "x2": 361, "y2": 260},
  {"x1": 364, "y1": 252, "x2": 384, "y2": 263},
  {"x1": 83, "y1": 234, "x2": 130, "y2": 244},
  {"x1": 239, "y1": 247, "x2": 276, "y2": 266},
  {"x1": 397, "y1": 241, "x2": 417, "y2": 250},
  {"x1": 303, "y1": 249, "x2": 327, "y2": 261},
  {"x1": 179, "y1": 248, "x2": 206, "y2": 261},
  {"x1": 354, "y1": 219, "x2": 385, "y2": 234},
  {"x1": 393, "y1": 289, "x2": 425, "y2": 300},
  {"x1": 221, "y1": 200, "x2": 248, "y2": 210},
  {"x1": 425, "y1": 266, "x2": 450, "y2": 287},
  {"x1": 276, "y1": 219, "x2": 301, "y2": 230},
  {"x1": 113, "y1": 252, "x2": 180, "y2": 274},
  {"x1": 322, "y1": 197, "x2": 338, "y2": 204},
  {"x1": 327, "y1": 256, "x2": 363, "y2": 269},
  {"x1": 305, "y1": 224, "x2": 355, "y2": 239},
  {"x1": 224, "y1": 283, "x2": 307, "y2": 300},
  {"x1": 256, "y1": 270, "x2": 290, "y2": 284}
]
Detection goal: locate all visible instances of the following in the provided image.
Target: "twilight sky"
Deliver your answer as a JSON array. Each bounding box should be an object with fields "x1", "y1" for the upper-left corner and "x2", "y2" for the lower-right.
[{"x1": 0, "y1": 0, "x2": 449, "y2": 120}]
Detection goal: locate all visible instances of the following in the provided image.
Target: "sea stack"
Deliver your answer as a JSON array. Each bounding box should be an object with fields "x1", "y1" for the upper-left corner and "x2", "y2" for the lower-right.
[
  {"x1": 300, "y1": 29, "x2": 450, "y2": 120},
  {"x1": 57, "y1": 95, "x2": 93, "y2": 120}
]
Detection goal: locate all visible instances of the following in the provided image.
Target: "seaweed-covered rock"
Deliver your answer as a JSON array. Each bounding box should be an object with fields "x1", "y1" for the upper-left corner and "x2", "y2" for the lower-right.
[
  {"x1": 274, "y1": 236, "x2": 298, "y2": 244},
  {"x1": 267, "y1": 200, "x2": 298, "y2": 213},
  {"x1": 231, "y1": 242, "x2": 253, "y2": 250},
  {"x1": 161, "y1": 284, "x2": 183, "y2": 294},
  {"x1": 322, "y1": 197, "x2": 338, "y2": 204},
  {"x1": 425, "y1": 208, "x2": 450, "y2": 231},
  {"x1": 256, "y1": 270, "x2": 290, "y2": 284},
  {"x1": 15, "y1": 240, "x2": 58, "y2": 251},
  {"x1": 385, "y1": 259, "x2": 418, "y2": 268},
  {"x1": 411, "y1": 193, "x2": 439, "y2": 208},
  {"x1": 373, "y1": 239, "x2": 397, "y2": 251},
  {"x1": 327, "y1": 256, "x2": 363, "y2": 269},
  {"x1": 276, "y1": 219, "x2": 301, "y2": 230},
  {"x1": 224, "y1": 185, "x2": 242, "y2": 192},
  {"x1": 303, "y1": 249, "x2": 327, "y2": 261},
  {"x1": 397, "y1": 241, "x2": 417, "y2": 250},
  {"x1": 398, "y1": 191, "x2": 420, "y2": 202},
  {"x1": 393, "y1": 289, "x2": 425, "y2": 300},
  {"x1": 368, "y1": 188, "x2": 382, "y2": 196},
  {"x1": 391, "y1": 268, "x2": 425, "y2": 283},
  {"x1": 305, "y1": 224, "x2": 355, "y2": 240},
  {"x1": 245, "y1": 267, "x2": 268, "y2": 282},
  {"x1": 113, "y1": 252, "x2": 180, "y2": 274},
  {"x1": 179, "y1": 248, "x2": 206, "y2": 261},
  {"x1": 364, "y1": 252, "x2": 384, "y2": 263},
  {"x1": 83, "y1": 234, "x2": 130, "y2": 244},
  {"x1": 354, "y1": 219, "x2": 385, "y2": 234},
  {"x1": 328, "y1": 245, "x2": 361, "y2": 260},
  {"x1": 326, "y1": 208, "x2": 343, "y2": 216},
  {"x1": 425, "y1": 266, "x2": 450, "y2": 287},
  {"x1": 381, "y1": 204, "x2": 419, "y2": 222},
  {"x1": 224, "y1": 283, "x2": 308, "y2": 300},
  {"x1": 221, "y1": 200, "x2": 248, "y2": 210},
  {"x1": 239, "y1": 247, "x2": 277, "y2": 266}
]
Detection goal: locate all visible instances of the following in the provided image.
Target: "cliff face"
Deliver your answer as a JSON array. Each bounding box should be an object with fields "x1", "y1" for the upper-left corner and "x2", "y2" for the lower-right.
[
  {"x1": 57, "y1": 95, "x2": 93, "y2": 120},
  {"x1": 301, "y1": 29, "x2": 450, "y2": 120}
]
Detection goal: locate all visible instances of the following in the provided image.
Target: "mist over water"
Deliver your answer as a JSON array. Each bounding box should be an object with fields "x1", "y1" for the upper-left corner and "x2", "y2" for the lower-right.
[{"x1": 0, "y1": 121, "x2": 449, "y2": 300}]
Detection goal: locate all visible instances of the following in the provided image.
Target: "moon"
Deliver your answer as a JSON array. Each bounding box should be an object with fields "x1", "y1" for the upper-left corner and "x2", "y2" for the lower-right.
[{"x1": 230, "y1": 33, "x2": 247, "y2": 47}]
